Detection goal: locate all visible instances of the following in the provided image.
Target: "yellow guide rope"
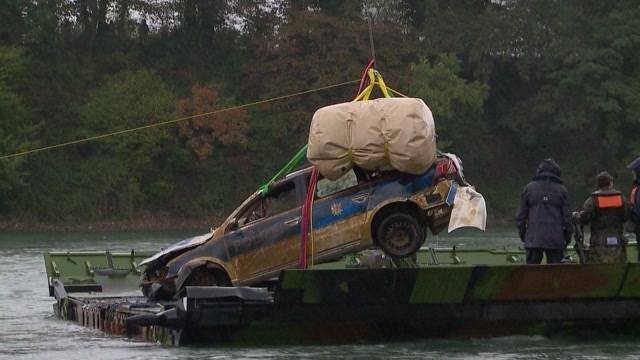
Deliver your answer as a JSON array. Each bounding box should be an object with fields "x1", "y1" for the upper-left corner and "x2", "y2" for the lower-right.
[{"x1": 0, "y1": 79, "x2": 360, "y2": 161}]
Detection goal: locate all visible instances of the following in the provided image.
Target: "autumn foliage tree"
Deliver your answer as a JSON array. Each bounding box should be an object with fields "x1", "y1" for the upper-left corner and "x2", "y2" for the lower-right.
[{"x1": 176, "y1": 85, "x2": 247, "y2": 161}]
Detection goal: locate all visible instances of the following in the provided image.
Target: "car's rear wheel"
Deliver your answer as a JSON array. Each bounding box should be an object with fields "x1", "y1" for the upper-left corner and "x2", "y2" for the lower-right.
[{"x1": 375, "y1": 212, "x2": 425, "y2": 258}]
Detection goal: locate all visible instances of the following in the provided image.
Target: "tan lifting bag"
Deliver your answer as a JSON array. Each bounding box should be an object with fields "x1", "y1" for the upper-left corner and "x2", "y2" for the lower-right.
[{"x1": 307, "y1": 97, "x2": 437, "y2": 180}]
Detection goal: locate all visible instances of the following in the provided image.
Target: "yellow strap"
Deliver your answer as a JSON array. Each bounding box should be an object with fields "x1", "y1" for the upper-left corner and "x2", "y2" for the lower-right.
[
  {"x1": 375, "y1": 71, "x2": 392, "y2": 98},
  {"x1": 364, "y1": 69, "x2": 376, "y2": 100},
  {"x1": 353, "y1": 83, "x2": 374, "y2": 102},
  {"x1": 352, "y1": 69, "x2": 392, "y2": 102}
]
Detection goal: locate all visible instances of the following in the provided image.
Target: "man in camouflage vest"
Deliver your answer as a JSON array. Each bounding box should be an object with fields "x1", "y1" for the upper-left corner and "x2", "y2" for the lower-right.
[{"x1": 575, "y1": 171, "x2": 629, "y2": 263}]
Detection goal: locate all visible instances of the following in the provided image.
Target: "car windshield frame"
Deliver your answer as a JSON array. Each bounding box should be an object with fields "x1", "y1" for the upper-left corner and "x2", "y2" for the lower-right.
[{"x1": 232, "y1": 177, "x2": 301, "y2": 229}]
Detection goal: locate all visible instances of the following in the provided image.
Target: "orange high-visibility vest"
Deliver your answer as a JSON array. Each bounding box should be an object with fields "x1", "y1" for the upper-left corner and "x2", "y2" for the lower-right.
[{"x1": 594, "y1": 193, "x2": 624, "y2": 209}]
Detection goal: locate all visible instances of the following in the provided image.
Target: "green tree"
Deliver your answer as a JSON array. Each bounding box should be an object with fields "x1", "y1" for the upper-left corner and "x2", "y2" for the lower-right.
[
  {"x1": 23, "y1": 70, "x2": 177, "y2": 219},
  {"x1": 493, "y1": 1, "x2": 640, "y2": 200},
  {"x1": 0, "y1": 47, "x2": 36, "y2": 214},
  {"x1": 409, "y1": 54, "x2": 489, "y2": 168},
  {"x1": 0, "y1": 0, "x2": 27, "y2": 45}
]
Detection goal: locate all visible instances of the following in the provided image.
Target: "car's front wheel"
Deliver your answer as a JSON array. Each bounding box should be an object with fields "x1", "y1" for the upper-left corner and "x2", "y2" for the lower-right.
[
  {"x1": 180, "y1": 265, "x2": 231, "y2": 290},
  {"x1": 375, "y1": 212, "x2": 425, "y2": 258},
  {"x1": 184, "y1": 267, "x2": 220, "y2": 287}
]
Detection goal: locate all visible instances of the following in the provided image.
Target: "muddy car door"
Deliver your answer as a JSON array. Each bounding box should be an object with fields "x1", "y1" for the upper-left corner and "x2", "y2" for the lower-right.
[
  {"x1": 226, "y1": 179, "x2": 303, "y2": 283},
  {"x1": 311, "y1": 169, "x2": 372, "y2": 258}
]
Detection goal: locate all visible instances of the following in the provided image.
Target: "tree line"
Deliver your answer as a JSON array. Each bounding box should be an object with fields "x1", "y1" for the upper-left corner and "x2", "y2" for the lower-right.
[{"x1": 1, "y1": 0, "x2": 639, "y2": 224}]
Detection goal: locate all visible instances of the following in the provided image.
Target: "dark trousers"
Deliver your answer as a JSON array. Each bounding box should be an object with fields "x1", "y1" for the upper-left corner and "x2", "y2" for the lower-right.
[
  {"x1": 526, "y1": 248, "x2": 564, "y2": 264},
  {"x1": 637, "y1": 231, "x2": 640, "y2": 261}
]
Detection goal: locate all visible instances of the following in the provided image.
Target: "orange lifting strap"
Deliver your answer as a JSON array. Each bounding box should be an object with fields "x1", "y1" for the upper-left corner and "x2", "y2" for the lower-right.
[{"x1": 595, "y1": 194, "x2": 624, "y2": 209}]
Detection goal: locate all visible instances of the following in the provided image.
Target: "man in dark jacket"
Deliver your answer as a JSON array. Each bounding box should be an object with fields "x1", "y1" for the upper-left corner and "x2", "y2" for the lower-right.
[
  {"x1": 628, "y1": 157, "x2": 640, "y2": 260},
  {"x1": 515, "y1": 159, "x2": 573, "y2": 264},
  {"x1": 575, "y1": 171, "x2": 628, "y2": 263}
]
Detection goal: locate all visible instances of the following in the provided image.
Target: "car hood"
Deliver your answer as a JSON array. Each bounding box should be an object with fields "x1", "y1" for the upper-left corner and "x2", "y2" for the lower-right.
[{"x1": 138, "y1": 229, "x2": 216, "y2": 267}]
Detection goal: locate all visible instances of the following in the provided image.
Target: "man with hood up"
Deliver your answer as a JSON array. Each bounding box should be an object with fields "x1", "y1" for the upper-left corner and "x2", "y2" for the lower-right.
[
  {"x1": 515, "y1": 159, "x2": 573, "y2": 264},
  {"x1": 628, "y1": 157, "x2": 640, "y2": 260}
]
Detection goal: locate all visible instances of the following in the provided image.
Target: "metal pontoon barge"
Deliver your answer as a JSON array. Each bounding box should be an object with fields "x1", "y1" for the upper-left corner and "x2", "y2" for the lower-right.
[{"x1": 44, "y1": 246, "x2": 640, "y2": 345}]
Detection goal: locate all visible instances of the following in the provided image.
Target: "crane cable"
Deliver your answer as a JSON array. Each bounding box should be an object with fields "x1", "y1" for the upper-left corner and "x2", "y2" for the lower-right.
[{"x1": 0, "y1": 79, "x2": 361, "y2": 161}]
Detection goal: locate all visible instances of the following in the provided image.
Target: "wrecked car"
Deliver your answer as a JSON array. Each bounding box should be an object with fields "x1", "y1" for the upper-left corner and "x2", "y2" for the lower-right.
[{"x1": 139, "y1": 154, "x2": 486, "y2": 299}]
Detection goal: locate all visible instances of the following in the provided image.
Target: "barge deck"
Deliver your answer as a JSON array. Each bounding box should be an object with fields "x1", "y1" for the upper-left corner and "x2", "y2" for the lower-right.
[{"x1": 45, "y1": 246, "x2": 640, "y2": 345}]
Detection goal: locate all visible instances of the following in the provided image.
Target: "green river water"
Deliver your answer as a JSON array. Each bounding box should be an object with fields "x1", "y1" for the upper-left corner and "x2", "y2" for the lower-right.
[{"x1": 2, "y1": 228, "x2": 640, "y2": 359}]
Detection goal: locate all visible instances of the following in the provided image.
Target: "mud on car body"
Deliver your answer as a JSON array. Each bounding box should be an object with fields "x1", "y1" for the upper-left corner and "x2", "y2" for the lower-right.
[{"x1": 140, "y1": 154, "x2": 485, "y2": 299}]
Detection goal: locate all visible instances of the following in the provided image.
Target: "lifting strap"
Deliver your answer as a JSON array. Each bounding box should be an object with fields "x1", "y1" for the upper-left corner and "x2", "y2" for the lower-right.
[
  {"x1": 257, "y1": 145, "x2": 307, "y2": 197},
  {"x1": 353, "y1": 68, "x2": 392, "y2": 102}
]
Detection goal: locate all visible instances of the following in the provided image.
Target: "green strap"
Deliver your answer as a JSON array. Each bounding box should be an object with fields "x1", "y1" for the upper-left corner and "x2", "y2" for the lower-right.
[{"x1": 257, "y1": 144, "x2": 308, "y2": 196}]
